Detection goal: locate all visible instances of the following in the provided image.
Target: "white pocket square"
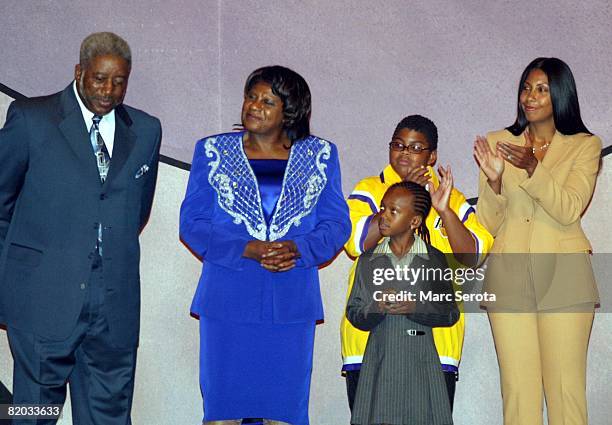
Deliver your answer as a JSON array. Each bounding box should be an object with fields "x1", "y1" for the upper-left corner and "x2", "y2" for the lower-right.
[{"x1": 135, "y1": 164, "x2": 150, "y2": 179}]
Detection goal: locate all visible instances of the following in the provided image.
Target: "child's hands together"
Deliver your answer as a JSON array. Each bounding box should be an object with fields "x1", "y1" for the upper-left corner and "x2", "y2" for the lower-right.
[{"x1": 378, "y1": 288, "x2": 416, "y2": 315}]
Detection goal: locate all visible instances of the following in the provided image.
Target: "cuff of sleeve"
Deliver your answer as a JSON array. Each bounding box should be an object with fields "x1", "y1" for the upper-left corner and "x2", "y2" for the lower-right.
[
  {"x1": 207, "y1": 228, "x2": 249, "y2": 270},
  {"x1": 293, "y1": 237, "x2": 309, "y2": 268},
  {"x1": 480, "y1": 180, "x2": 507, "y2": 214},
  {"x1": 355, "y1": 214, "x2": 375, "y2": 255}
]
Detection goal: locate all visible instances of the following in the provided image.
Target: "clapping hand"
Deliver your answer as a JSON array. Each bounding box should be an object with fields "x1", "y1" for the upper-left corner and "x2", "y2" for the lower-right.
[
  {"x1": 474, "y1": 135, "x2": 505, "y2": 182},
  {"x1": 430, "y1": 165, "x2": 453, "y2": 214},
  {"x1": 496, "y1": 131, "x2": 539, "y2": 177},
  {"x1": 402, "y1": 165, "x2": 430, "y2": 187}
]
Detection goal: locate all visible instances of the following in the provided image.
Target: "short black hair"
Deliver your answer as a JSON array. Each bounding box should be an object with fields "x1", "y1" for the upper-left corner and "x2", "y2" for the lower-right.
[
  {"x1": 392, "y1": 115, "x2": 438, "y2": 151},
  {"x1": 507, "y1": 57, "x2": 591, "y2": 136},
  {"x1": 386, "y1": 181, "x2": 432, "y2": 244},
  {"x1": 244, "y1": 65, "x2": 311, "y2": 142}
]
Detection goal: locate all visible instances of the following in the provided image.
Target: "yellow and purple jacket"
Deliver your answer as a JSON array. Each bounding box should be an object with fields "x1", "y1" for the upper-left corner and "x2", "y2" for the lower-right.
[{"x1": 341, "y1": 164, "x2": 493, "y2": 372}]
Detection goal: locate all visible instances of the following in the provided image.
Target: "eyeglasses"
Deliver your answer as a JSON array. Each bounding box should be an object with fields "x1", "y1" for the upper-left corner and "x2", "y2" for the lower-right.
[{"x1": 388, "y1": 141, "x2": 432, "y2": 154}]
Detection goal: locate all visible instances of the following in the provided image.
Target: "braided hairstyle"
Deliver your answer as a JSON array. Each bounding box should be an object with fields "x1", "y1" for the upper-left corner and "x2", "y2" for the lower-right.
[{"x1": 386, "y1": 181, "x2": 432, "y2": 245}]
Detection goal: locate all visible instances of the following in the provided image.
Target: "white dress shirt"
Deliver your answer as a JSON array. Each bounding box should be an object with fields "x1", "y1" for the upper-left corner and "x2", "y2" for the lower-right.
[{"x1": 72, "y1": 81, "x2": 115, "y2": 157}]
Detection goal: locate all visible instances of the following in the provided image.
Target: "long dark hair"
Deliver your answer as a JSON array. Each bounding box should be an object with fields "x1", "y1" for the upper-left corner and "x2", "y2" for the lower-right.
[
  {"x1": 244, "y1": 65, "x2": 311, "y2": 142},
  {"x1": 387, "y1": 181, "x2": 432, "y2": 245},
  {"x1": 507, "y1": 57, "x2": 591, "y2": 136}
]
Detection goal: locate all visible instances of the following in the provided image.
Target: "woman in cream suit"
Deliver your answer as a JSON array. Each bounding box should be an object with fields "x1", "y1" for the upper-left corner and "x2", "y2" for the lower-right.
[{"x1": 474, "y1": 57, "x2": 601, "y2": 425}]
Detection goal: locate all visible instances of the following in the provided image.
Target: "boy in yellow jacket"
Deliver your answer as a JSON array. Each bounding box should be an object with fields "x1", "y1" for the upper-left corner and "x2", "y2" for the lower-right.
[{"x1": 341, "y1": 115, "x2": 493, "y2": 411}]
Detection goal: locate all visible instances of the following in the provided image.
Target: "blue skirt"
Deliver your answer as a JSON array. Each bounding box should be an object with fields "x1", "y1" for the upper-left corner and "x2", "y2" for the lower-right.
[{"x1": 199, "y1": 317, "x2": 316, "y2": 424}]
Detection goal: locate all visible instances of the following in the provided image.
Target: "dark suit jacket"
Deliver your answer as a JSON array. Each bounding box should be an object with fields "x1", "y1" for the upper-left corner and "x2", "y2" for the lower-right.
[{"x1": 0, "y1": 84, "x2": 161, "y2": 348}]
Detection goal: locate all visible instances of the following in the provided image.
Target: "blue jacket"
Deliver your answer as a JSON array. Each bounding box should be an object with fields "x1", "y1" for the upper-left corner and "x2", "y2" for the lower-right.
[{"x1": 180, "y1": 132, "x2": 350, "y2": 323}]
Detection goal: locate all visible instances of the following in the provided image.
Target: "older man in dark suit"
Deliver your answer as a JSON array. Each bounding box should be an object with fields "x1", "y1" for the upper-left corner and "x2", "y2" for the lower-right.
[{"x1": 0, "y1": 32, "x2": 161, "y2": 424}]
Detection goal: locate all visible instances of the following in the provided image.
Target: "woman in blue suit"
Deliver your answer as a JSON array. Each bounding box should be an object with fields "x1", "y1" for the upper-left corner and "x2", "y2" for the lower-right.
[{"x1": 180, "y1": 65, "x2": 351, "y2": 425}]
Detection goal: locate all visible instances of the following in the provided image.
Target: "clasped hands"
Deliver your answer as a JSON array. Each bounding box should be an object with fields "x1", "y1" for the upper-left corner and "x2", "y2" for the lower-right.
[
  {"x1": 243, "y1": 240, "x2": 299, "y2": 272},
  {"x1": 377, "y1": 288, "x2": 416, "y2": 315}
]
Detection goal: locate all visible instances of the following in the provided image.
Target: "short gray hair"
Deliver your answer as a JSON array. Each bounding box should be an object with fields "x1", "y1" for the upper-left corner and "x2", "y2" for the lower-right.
[{"x1": 79, "y1": 32, "x2": 132, "y2": 68}]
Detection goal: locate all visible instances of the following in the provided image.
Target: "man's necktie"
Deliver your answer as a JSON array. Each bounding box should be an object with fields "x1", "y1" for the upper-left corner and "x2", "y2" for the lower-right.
[
  {"x1": 90, "y1": 115, "x2": 110, "y2": 183},
  {"x1": 90, "y1": 115, "x2": 110, "y2": 256}
]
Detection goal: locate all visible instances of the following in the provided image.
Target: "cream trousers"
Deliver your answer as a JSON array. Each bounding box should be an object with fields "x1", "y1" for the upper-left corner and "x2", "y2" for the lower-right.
[
  {"x1": 488, "y1": 305, "x2": 594, "y2": 425},
  {"x1": 204, "y1": 420, "x2": 290, "y2": 425}
]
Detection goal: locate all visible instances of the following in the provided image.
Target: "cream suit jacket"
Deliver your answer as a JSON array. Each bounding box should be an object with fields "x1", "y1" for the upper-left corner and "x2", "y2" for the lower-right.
[{"x1": 477, "y1": 129, "x2": 601, "y2": 311}]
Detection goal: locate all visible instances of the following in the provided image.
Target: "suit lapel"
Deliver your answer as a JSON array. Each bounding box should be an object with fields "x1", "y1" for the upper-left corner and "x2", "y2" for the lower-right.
[
  {"x1": 504, "y1": 130, "x2": 569, "y2": 187},
  {"x1": 503, "y1": 132, "x2": 529, "y2": 185},
  {"x1": 541, "y1": 131, "x2": 569, "y2": 171},
  {"x1": 58, "y1": 86, "x2": 101, "y2": 183},
  {"x1": 104, "y1": 105, "x2": 136, "y2": 187}
]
